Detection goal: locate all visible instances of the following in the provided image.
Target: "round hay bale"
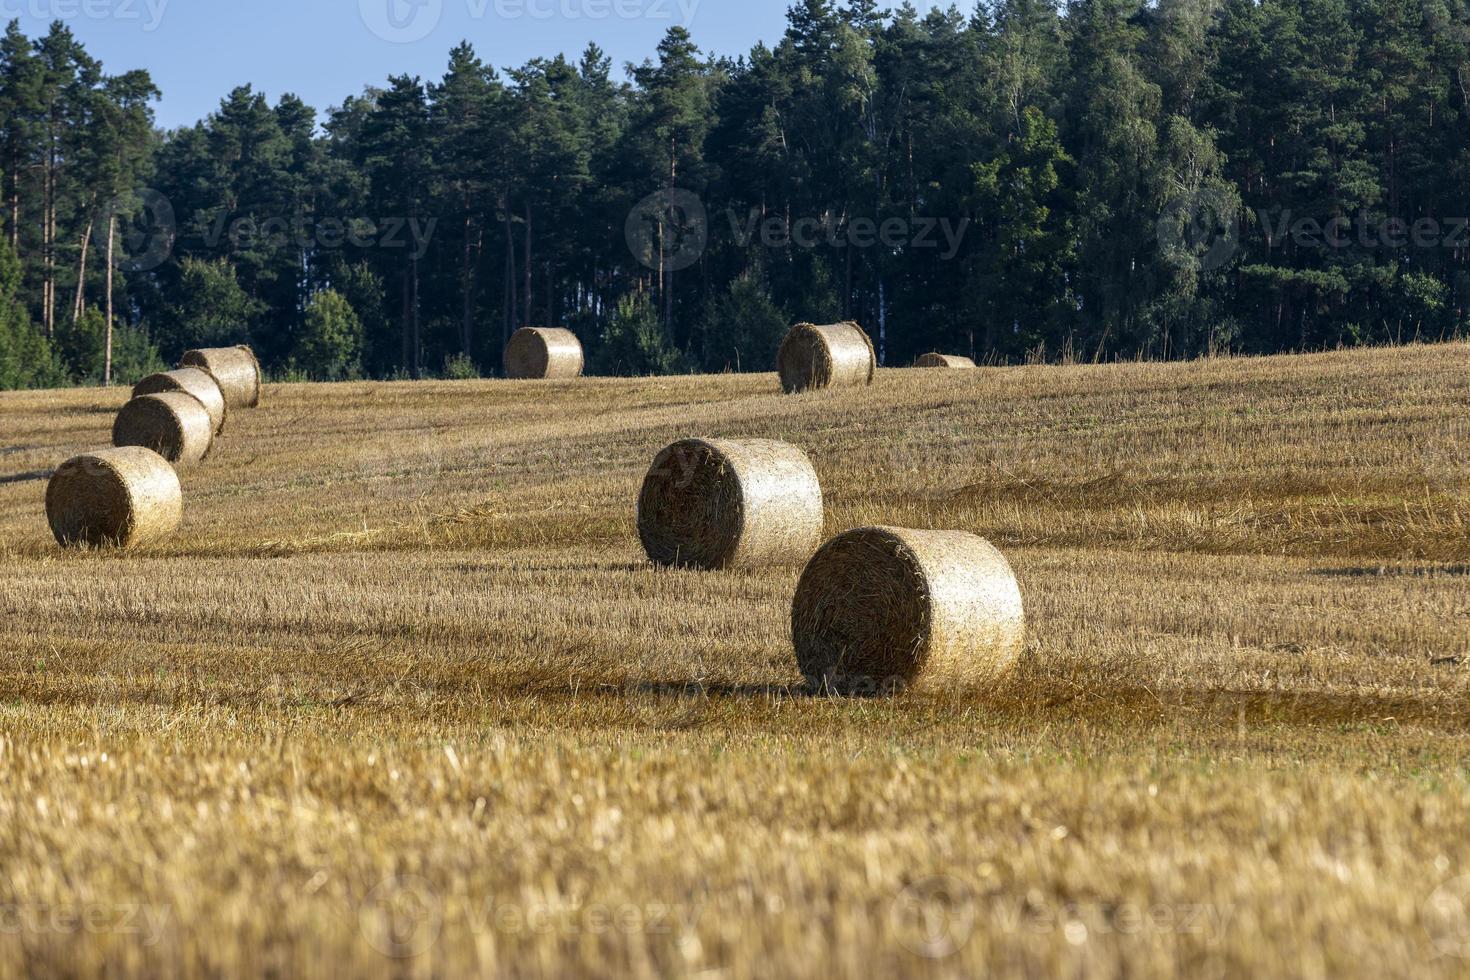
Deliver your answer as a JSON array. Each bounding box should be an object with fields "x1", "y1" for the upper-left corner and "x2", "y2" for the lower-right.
[
  {"x1": 776, "y1": 321, "x2": 876, "y2": 393},
  {"x1": 133, "y1": 368, "x2": 227, "y2": 434},
  {"x1": 916, "y1": 353, "x2": 977, "y2": 369},
  {"x1": 637, "y1": 438, "x2": 824, "y2": 570},
  {"x1": 45, "y1": 446, "x2": 182, "y2": 549},
  {"x1": 112, "y1": 392, "x2": 214, "y2": 466},
  {"x1": 504, "y1": 327, "x2": 584, "y2": 380},
  {"x1": 791, "y1": 526, "x2": 1025, "y2": 695},
  {"x1": 179, "y1": 345, "x2": 261, "y2": 409}
]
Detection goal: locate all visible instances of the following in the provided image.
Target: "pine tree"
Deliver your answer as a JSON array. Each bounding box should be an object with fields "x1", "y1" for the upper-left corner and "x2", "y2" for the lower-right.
[
  {"x1": 973, "y1": 106, "x2": 1077, "y2": 356},
  {"x1": 360, "y1": 75, "x2": 432, "y2": 377},
  {"x1": 430, "y1": 43, "x2": 498, "y2": 363},
  {"x1": 627, "y1": 28, "x2": 714, "y2": 336},
  {"x1": 0, "y1": 22, "x2": 42, "y2": 255},
  {"x1": 1065, "y1": 0, "x2": 1165, "y2": 353}
]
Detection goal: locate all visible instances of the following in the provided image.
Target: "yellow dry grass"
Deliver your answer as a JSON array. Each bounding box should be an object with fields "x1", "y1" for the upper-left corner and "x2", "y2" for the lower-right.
[{"x1": 1, "y1": 343, "x2": 1468, "y2": 978}]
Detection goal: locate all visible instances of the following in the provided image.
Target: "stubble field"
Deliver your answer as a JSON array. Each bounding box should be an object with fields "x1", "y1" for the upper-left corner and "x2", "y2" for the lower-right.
[{"x1": 1, "y1": 343, "x2": 1468, "y2": 978}]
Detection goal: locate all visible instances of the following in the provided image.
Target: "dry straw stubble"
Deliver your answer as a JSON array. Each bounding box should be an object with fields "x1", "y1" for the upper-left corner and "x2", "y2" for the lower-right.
[
  {"x1": 777, "y1": 321, "x2": 877, "y2": 393},
  {"x1": 45, "y1": 446, "x2": 183, "y2": 549},
  {"x1": 792, "y1": 526, "x2": 1025, "y2": 694},
  {"x1": 180, "y1": 345, "x2": 262, "y2": 409},
  {"x1": 637, "y1": 437, "x2": 824, "y2": 569},
  {"x1": 504, "y1": 327, "x2": 585, "y2": 380},
  {"x1": 916, "y1": 352, "x2": 977, "y2": 369},
  {"x1": 133, "y1": 368, "x2": 227, "y2": 434},
  {"x1": 112, "y1": 392, "x2": 214, "y2": 465}
]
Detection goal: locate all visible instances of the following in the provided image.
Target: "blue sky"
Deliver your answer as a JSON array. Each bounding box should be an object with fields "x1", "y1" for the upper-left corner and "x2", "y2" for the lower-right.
[{"x1": 0, "y1": 0, "x2": 943, "y2": 129}]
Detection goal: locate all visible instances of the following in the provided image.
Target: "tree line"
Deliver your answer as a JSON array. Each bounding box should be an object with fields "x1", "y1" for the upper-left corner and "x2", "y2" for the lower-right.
[{"x1": 0, "y1": 0, "x2": 1467, "y2": 389}]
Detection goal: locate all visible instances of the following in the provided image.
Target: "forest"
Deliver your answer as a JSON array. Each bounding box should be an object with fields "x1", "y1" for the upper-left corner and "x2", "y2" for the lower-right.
[{"x1": 0, "y1": 0, "x2": 1467, "y2": 388}]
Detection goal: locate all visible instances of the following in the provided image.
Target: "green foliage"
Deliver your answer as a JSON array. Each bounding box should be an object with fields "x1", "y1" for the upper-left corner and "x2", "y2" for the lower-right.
[
  {"x1": 54, "y1": 308, "x2": 165, "y2": 386},
  {"x1": 973, "y1": 106, "x2": 1077, "y2": 356},
  {"x1": 328, "y1": 263, "x2": 391, "y2": 375},
  {"x1": 441, "y1": 353, "x2": 479, "y2": 380},
  {"x1": 294, "y1": 290, "x2": 364, "y2": 380},
  {"x1": 0, "y1": 238, "x2": 65, "y2": 388},
  {"x1": 697, "y1": 266, "x2": 790, "y2": 373},
  {"x1": 108, "y1": 320, "x2": 168, "y2": 386},
  {"x1": 159, "y1": 258, "x2": 263, "y2": 352},
  {"x1": 3, "y1": 6, "x2": 1470, "y2": 390},
  {"x1": 53, "y1": 309, "x2": 106, "y2": 382},
  {"x1": 1394, "y1": 270, "x2": 1449, "y2": 340},
  {"x1": 593, "y1": 293, "x2": 687, "y2": 376}
]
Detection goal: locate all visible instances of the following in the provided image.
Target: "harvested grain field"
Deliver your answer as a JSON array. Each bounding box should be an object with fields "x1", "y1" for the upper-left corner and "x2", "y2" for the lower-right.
[{"x1": 1, "y1": 343, "x2": 1469, "y2": 978}]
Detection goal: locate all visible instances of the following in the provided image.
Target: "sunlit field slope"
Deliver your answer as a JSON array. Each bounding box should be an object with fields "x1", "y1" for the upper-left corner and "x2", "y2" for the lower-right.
[{"x1": 1, "y1": 343, "x2": 1468, "y2": 978}]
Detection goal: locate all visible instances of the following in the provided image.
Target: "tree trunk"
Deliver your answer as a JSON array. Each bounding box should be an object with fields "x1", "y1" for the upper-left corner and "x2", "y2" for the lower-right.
[
  {"x1": 104, "y1": 215, "x2": 115, "y2": 386},
  {"x1": 502, "y1": 199, "x2": 515, "y2": 367},
  {"x1": 411, "y1": 253, "x2": 422, "y2": 379},
  {"x1": 43, "y1": 124, "x2": 59, "y2": 337},
  {"x1": 6, "y1": 146, "x2": 18, "y2": 250},
  {"x1": 523, "y1": 201, "x2": 533, "y2": 328},
  {"x1": 41, "y1": 150, "x2": 52, "y2": 337},
  {"x1": 657, "y1": 213, "x2": 666, "y2": 323},
  {"x1": 474, "y1": 225, "x2": 485, "y2": 344},
  {"x1": 401, "y1": 266, "x2": 413, "y2": 376},
  {"x1": 72, "y1": 214, "x2": 93, "y2": 323},
  {"x1": 663, "y1": 238, "x2": 673, "y2": 328},
  {"x1": 843, "y1": 240, "x2": 853, "y2": 318},
  {"x1": 460, "y1": 209, "x2": 474, "y2": 357},
  {"x1": 663, "y1": 149, "x2": 675, "y2": 327}
]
